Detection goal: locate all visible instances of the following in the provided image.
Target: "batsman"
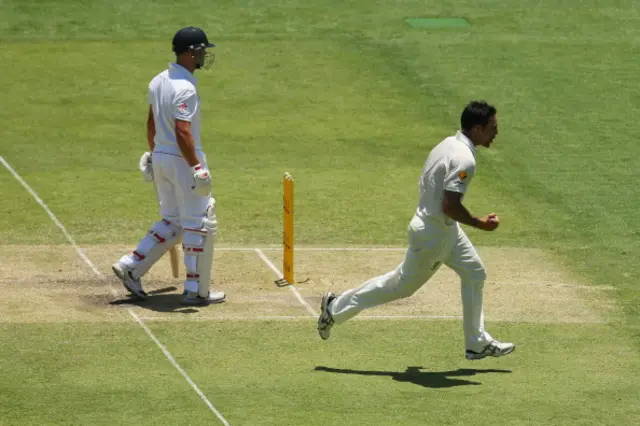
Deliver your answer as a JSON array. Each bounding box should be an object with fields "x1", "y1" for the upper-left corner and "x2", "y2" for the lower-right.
[{"x1": 112, "y1": 26, "x2": 225, "y2": 305}]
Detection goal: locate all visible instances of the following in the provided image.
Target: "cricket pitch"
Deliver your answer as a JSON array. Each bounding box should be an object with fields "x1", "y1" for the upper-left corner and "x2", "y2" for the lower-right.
[{"x1": 0, "y1": 245, "x2": 616, "y2": 324}]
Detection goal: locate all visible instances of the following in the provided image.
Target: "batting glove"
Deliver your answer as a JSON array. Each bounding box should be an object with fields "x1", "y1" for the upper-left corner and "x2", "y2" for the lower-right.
[
  {"x1": 139, "y1": 151, "x2": 154, "y2": 182},
  {"x1": 192, "y1": 164, "x2": 212, "y2": 196}
]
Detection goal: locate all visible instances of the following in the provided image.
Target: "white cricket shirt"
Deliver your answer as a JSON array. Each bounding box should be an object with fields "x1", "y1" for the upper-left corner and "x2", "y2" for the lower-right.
[
  {"x1": 148, "y1": 63, "x2": 203, "y2": 156},
  {"x1": 416, "y1": 131, "x2": 477, "y2": 224}
]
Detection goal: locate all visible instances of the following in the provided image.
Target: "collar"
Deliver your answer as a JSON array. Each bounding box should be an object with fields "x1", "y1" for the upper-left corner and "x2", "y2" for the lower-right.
[
  {"x1": 455, "y1": 130, "x2": 476, "y2": 154},
  {"x1": 169, "y1": 62, "x2": 197, "y2": 84}
]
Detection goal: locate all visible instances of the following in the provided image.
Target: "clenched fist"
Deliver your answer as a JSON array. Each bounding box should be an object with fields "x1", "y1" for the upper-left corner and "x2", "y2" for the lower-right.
[{"x1": 478, "y1": 213, "x2": 500, "y2": 231}]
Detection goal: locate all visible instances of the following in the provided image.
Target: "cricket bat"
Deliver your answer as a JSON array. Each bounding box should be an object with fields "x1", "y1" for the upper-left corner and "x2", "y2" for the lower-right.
[{"x1": 169, "y1": 245, "x2": 179, "y2": 278}]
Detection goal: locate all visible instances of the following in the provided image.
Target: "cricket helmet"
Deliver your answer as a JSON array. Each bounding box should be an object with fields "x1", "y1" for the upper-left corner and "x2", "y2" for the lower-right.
[
  {"x1": 172, "y1": 26, "x2": 215, "y2": 55},
  {"x1": 172, "y1": 26, "x2": 216, "y2": 69}
]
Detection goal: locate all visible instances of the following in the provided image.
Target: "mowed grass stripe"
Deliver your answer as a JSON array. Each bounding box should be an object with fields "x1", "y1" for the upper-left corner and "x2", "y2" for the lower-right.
[
  {"x1": 148, "y1": 320, "x2": 640, "y2": 426},
  {"x1": 1, "y1": 1, "x2": 639, "y2": 424},
  {"x1": 0, "y1": 323, "x2": 222, "y2": 425}
]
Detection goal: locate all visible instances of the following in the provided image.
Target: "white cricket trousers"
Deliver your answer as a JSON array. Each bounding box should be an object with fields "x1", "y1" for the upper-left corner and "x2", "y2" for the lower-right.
[
  {"x1": 329, "y1": 214, "x2": 493, "y2": 351},
  {"x1": 119, "y1": 150, "x2": 217, "y2": 295},
  {"x1": 152, "y1": 151, "x2": 210, "y2": 229}
]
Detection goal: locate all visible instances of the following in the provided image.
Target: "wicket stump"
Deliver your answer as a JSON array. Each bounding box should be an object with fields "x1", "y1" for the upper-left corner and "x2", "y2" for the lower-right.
[{"x1": 277, "y1": 172, "x2": 294, "y2": 286}]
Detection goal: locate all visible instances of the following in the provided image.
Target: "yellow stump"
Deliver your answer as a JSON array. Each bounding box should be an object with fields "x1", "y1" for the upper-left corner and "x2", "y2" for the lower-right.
[{"x1": 283, "y1": 172, "x2": 294, "y2": 285}]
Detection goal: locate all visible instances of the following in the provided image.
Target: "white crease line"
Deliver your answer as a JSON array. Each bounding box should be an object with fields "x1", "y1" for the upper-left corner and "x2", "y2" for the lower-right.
[
  {"x1": 135, "y1": 315, "x2": 606, "y2": 324},
  {"x1": 140, "y1": 315, "x2": 318, "y2": 321},
  {"x1": 519, "y1": 282, "x2": 617, "y2": 290},
  {"x1": 211, "y1": 247, "x2": 404, "y2": 251},
  {"x1": 0, "y1": 156, "x2": 230, "y2": 426},
  {"x1": 246, "y1": 247, "x2": 407, "y2": 252},
  {"x1": 254, "y1": 248, "x2": 319, "y2": 317},
  {"x1": 127, "y1": 311, "x2": 230, "y2": 423},
  {"x1": 138, "y1": 315, "x2": 461, "y2": 321},
  {"x1": 351, "y1": 314, "x2": 462, "y2": 320},
  {"x1": 0, "y1": 157, "x2": 102, "y2": 277}
]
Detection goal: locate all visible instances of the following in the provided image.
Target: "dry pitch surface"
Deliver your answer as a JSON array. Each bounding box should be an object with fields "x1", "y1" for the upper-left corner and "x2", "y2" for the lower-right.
[{"x1": 0, "y1": 245, "x2": 615, "y2": 324}]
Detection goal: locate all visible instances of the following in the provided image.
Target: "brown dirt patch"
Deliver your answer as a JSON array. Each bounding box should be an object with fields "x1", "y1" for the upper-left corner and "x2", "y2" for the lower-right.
[
  {"x1": 0, "y1": 245, "x2": 122, "y2": 323},
  {"x1": 0, "y1": 245, "x2": 308, "y2": 323},
  {"x1": 0, "y1": 245, "x2": 615, "y2": 324},
  {"x1": 83, "y1": 245, "x2": 307, "y2": 319},
  {"x1": 261, "y1": 247, "x2": 616, "y2": 324}
]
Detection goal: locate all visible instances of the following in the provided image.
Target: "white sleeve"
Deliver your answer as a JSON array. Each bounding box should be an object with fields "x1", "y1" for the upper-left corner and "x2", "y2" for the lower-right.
[
  {"x1": 443, "y1": 156, "x2": 475, "y2": 194},
  {"x1": 173, "y1": 88, "x2": 198, "y2": 122},
  {"x1": 148, "y1": 84, "x2": 153, "y2": 105}
]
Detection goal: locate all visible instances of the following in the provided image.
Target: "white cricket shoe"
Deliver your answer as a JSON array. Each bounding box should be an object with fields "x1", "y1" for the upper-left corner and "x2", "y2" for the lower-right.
[
  {"x1": 182, "y1": 291, "x2": 226, "y2": 306},
  {"x1": 466, "y1": 340, "x2": 516, "y2": 360},
  {"x1": 317, "y1": 292, "x2": 336, "y2": 340},
  {"x1": 112, "y1": 262, "x2": 148, "y2": 300}
]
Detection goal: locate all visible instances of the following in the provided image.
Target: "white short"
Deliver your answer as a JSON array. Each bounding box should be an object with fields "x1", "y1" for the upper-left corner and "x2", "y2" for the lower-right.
[{"x1": 152, "y1": 151, "x2": 211, "y2": 229}]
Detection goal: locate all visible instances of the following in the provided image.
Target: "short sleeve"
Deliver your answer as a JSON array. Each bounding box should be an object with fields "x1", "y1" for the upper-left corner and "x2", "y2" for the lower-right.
[
  {"x1": 444, "y1": 157, "x2": 475, "y2": 193},
  {"x1": 173, "y1": 89, "x2": 198, "y2": 122}
]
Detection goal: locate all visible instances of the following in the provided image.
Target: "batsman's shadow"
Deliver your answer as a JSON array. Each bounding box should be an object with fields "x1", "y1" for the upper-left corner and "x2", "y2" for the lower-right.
[
  {"x1": 109, "y1": 286, "x2": 201, "y2": 314},
  {"x1": 314, "y1": 366, "x2": 511, "y2": 389}
]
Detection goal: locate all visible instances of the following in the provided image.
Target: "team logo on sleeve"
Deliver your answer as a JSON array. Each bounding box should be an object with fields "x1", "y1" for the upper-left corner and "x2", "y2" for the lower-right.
[
  {"x1": 178, "y1": 102, "x2": 188, "y2": 113},
  {"x1": 452, "y1": 171, "x2": 468, "y2": 188}
]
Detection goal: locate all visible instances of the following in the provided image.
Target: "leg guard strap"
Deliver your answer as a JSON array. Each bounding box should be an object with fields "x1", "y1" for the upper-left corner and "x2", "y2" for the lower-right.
[
  {"x1": 127, "y1": 218, "x2": 183, "y2": 279},
  {"x1": 182, "y1": 198, "x2": 217, "y2": 297}
]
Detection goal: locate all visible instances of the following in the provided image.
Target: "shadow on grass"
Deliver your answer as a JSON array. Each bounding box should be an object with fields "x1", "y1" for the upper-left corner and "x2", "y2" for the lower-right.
[
  {"x1": 314, "y1": 366, "x2": 511, "y2": 388},
  {"x1": 109, "y1": 286, "x2": 201, "y2": 314}
]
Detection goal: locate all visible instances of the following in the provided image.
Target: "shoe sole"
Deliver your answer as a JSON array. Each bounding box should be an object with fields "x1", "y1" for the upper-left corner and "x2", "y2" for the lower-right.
[
  {"x1": 317, "y1": 293, "x2": 334, "y2": 340},
  {"x1": 466, "y1": 345, "x2": 516, "y2": 360},
  {"x1": 112, "y1": 265, "x2": 148, "y2": 300}
]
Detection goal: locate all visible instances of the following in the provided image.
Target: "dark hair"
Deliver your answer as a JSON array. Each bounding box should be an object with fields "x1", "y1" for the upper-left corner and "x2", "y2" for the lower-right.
[{"x1": 460, "y1": 100, "x2": 496, "y2": 131}]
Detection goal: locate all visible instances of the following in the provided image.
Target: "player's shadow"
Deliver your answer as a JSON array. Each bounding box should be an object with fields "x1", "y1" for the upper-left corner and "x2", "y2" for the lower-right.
[
  {"x1": 109, "y1": 286, "x2": 202, "y2": 314},
  {"x1": 314, "y1": 366, "x2": 511, "y2": 388}
]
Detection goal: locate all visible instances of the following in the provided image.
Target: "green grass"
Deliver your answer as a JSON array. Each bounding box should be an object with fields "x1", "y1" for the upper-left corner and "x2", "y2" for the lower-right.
[
  {"x1": 1, "y1": 0, "x2": 639, "y2": 424},
  {"x1": 0, "y1": 322, "x2": 217, "y2": 425},
  {"x1": 3, "y1": 321, "x2": 636, "y2": 425},
  {"x1": 156, "y1": 320, "x2": 640, "y2": 426}
]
